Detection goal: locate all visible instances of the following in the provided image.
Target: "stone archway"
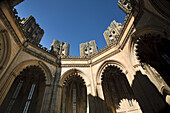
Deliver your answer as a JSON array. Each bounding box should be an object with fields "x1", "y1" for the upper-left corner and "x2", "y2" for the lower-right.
[
  {"x1": 135, "y1": 33, "x2": 170, "y2": 86},
  {"x1": 0, "y1": 65, "x2": 46, "y2": 113},
  {"x1": 60, "y1": 71, "x2": 87, "y2": 113},
  {"x1": 101, "y1": 65, "x2": 134, "y2": 113}
]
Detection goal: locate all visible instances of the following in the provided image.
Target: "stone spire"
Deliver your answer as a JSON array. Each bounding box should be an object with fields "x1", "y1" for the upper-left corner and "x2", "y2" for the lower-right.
[
  {"x1": 80, "y1": 40, "x2": 98, "y2": 57},
  {"x1": 103, "y1": 20, "x2": 123, "y2": 45}
]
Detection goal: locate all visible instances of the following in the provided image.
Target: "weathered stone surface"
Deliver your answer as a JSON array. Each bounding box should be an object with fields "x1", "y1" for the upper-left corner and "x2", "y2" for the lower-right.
[
  {"x1": 50, "y1": 39, "x2": 70, "y2": 56},
  {"x1": 118, "y1": 0, "x2": 132, "y2": 14},
  {"x1": 103, "y1": 20, "x2": 122, "y2": 45},
  {"x1": 80, "y1": 40, "x2": 98, "y2": 57},
  {"x1": 21, "y1": 15, "x2": 44, "y2": 44}
]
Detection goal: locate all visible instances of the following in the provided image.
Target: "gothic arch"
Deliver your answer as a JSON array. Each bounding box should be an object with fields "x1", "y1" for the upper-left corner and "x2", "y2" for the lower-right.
[
  {"x1": 129, "y1": 27, "x2": 170, "y2": 106},
  {"x1": 12, "y1": 60, "x2": 52, "y2": 85},
  {"x1": 0, "y1": 65, "x2": 46, "y2": 113},
  {"x1": 59, "y1": 69, "x2": 89, "y2": 113},
  {"x1": 133, "y1": 28, "x2": 169, "y2": 84},
  {"x1": 96, "y1": 60, "x2": 128, "y2": 85},
  {"x1": 59, "y1": 69, "x2": 90, "y2": 87},
  {"x1": 129, "y1": 26, "x2": 169, "y2": 66},
  {"x1": 97, "y1": 62, "x2": 138, "y2": 113},
  {"x1": 0, "y1": 30, "x2": 11, "y2": 74}
]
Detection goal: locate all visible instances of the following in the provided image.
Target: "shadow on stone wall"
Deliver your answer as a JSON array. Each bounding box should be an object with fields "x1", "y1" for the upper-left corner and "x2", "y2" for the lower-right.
[
  {"x1": 88, "y1": 94, "x2": 107, "y2": 113},
  {"x1": 87, "y1": 71, "x2": 170, "y2": 113},
  {"x1": 131, "y1": 71, "x2": 170, "y2": 113}
]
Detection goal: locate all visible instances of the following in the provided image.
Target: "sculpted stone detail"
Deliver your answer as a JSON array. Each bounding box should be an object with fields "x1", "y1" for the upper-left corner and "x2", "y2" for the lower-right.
[
  {"x1": 118, "y1": 0, "x2": 132, "y2": 14},
  {"x1": 50, "y1": 40, "x2": 70, "y2": 56},
  {"x1": 135, "y1": 33, "x2": 170, "y2": 86},
  {"x1": 103, "y1": 20, "x2": 123, "y2": 45},
  {"x1": 20, "y1": 16, "x2": 44, "y2": 44},
  {"x1": 80, "y1": 40, "x2": 98, "y2": 57}
]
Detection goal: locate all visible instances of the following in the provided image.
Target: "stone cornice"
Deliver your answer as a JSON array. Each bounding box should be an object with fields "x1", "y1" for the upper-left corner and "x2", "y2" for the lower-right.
[
  {"x1": 91, "y1": 49, "x2": 121, "y2": 66},
  {"x1": 61, "y1": 64, "x2": 90, "y2": 67},
  {"x1": 26, "y1": 42, "x2": 58, "y2": 59},
  {"x1": 61, "y1": 49, "x2": 120, "y2": 67},
  {"x1": 23, "y1": 47, "x2": 58, "y2": 67}
]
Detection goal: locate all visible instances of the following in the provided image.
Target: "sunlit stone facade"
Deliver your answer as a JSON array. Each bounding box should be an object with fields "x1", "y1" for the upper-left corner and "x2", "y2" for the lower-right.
[{"x1": 0, "y1": 0, "x2": 170, "y2": 113}]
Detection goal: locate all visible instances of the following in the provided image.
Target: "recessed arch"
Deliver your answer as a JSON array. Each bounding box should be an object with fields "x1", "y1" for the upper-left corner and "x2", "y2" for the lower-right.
[
  {"x1": 101, "y1": 65, "x2": 135, "y2": 112},
  {"x1": 130, "y1": 27, "x2": 170, "y2": 86},
  {"x1": 0, "y1": 65, "x2": 46, "y2": 113},
  {"x1": 129, "y1": 26, "x2": 169, "y2": 66},
  {"x1": 59, "y1": 69, "x2": 90, "y2": 87},
  {"x1": 12, "y1": 60, "x2": 52, "y2": 85},
  {"x1": 59, "y1": 69, "x2": 89, "y2": 113},
  {"x1": 96, "y1": 60, "x2": 128, "y2": 85}
]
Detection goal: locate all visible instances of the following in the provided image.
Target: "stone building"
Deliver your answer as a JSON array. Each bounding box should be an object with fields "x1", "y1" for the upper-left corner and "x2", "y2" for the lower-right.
[{"x1": 0, "y1": 0, "x2": 170, "y2": 113}]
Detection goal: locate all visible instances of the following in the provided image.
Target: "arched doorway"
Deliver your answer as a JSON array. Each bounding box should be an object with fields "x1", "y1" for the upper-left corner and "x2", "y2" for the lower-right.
[
  {"x1": 136, "y1": 33, "x2": 170, "y2": 86},
  {"x1": 102, "y1": 65, "x2": 134, "y2": 113},
  {"x1": 61, "y1": 72, "x2": 87, "y2": 113},
  {"x1": 0, "y1": 66, "x2": 46, "y2": 113}
]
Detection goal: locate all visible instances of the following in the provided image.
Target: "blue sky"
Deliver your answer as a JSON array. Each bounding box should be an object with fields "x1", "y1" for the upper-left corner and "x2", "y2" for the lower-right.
[{"x1": 15, "y1": 0, "x2": 126, "y2": 56}]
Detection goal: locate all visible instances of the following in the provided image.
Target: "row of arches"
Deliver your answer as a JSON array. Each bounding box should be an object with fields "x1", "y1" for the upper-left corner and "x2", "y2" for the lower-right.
[
  {"x1": 58, "y1": 63, "x2": 136, "y2": 113},
  {"x1": 0, "y1": 60, "x2": 135, "y2": 113},
  {"x1": 0, "y1": 27, "x2": 169, "y2": 113}
]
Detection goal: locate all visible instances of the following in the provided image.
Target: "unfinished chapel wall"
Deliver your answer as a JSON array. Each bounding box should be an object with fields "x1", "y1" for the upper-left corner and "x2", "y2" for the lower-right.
[{"x1": 0, "y1": 0, "x2": 170, "y2": 113}]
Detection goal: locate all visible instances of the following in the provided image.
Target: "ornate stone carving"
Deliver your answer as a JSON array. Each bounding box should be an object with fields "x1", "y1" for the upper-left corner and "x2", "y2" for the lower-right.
[
  {"x1": 80, "y1": 40, "x2": 98, "y2": 57},
  {"x1": 20, "y1": 15, "x2": 44, "y2": 44},
  {"x1": 50, "y1": 40, "x2": 70, "y2": 56},
  {"x1": 103, "y1": 20, "x2": 123, "y2": 45},
  {"x1": 118, "y1": 0, "x2": 132, "y2": 14}
]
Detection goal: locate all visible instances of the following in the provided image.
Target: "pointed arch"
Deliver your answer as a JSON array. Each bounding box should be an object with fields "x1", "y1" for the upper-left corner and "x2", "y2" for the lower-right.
[
  {"x1": 12, "y1": 60, "x2": 52, "y2": 85},
  {"x1": 59, "y1": 69, "x2": 90, "y2": 87},
  {"x1": 129, "y1": 26, "x2": 169, "y2": 66},
  {"x1": 130, "y1": 27, "x2": 170, "y2": 86},
  {"x1": 59, "y1": 69, "x2": 89, "y2": 113},
  {"x1": 0, "y1": 65, "x2": 46, "y2": 113},
  {"x1": 96, "y1": 60, "x2": 128, "y2": 85}
]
